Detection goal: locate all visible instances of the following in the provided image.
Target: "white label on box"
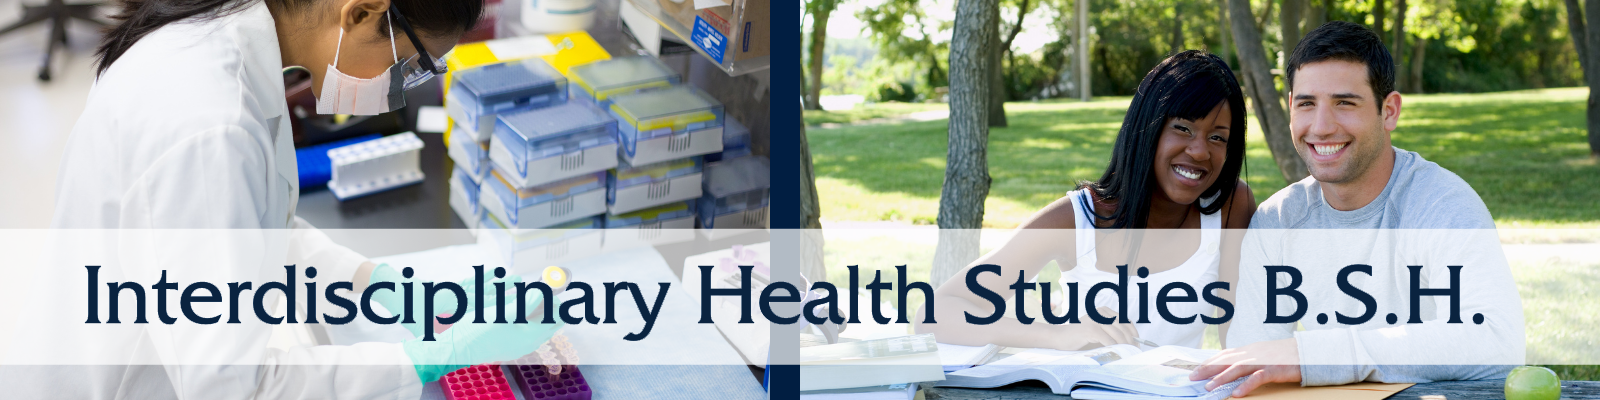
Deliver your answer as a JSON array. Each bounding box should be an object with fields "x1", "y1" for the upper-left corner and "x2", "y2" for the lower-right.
[
  {"x1": 480, "y1": 185, "x2": 606, "y2": 230},
  {"x1": 512, "y1": 230, "x2": 603, "y2": 269},
  {"x1": 513, "y1": 189, "x2": 607, "y2": 229},
  {"x1": 609, "y1": 173, "x2": 704, "y2": 215},
  {"x1": 484, "y1": 36, "x2": 556, "y2": 59},
  {"x1": 602, "y1": 216, "x2": 696, "y2": 250},
  {"x1": 711, "y1": 206, "x2": 768, "y2": 230},
  {"x1": 625, "y1": 126, "x2": 725, "y2": 165},
  {"x1": 489, "y1": 141, "x2": 620, "y2": 188}
]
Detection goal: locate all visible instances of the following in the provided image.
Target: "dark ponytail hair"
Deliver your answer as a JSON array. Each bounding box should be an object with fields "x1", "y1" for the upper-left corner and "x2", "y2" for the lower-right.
[
  {"x1": 1078, "y1": 50, "x2": 1248, "y2": 229},
  {"x1": 95, "y1": 0, "x2": 484, "y2": 76}
]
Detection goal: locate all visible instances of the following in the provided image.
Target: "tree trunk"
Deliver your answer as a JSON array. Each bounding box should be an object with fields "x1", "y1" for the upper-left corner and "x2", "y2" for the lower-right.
[
  {"x1": 1229, "y1": 0, "x2": 1309, "y2": 183},
  {"x1": 1216, "y1": 0, "x2": 1232, "y2": 64},
  {"x1": 1374, "y1": 0, "x2": 1386, "y2": 48},
  {"x1": 1077, "y1": 0, "x2": 1091, "y2": 101},
  {"x1": 1306, "y1": 0, "x2": 1327, "y2": 31},
  {"x1": 1172, "y1": 2, "x2": 1185, "y2": 53},
  {"x1": 1566, "y1": 0, "x2": 1590, "y2": 87},
  {"x1": 988, "y1": 13, "x2": 1008, "y2": 127},
  {"x1": 1393, "y1": 0, "x2": 1406, "y2": 92},
  {"x1": 933, "y1": 0, "x2": 998, "y2": 286},
  {"x1": 805, "y1": 4, "x2": 832, "y2": 111},
  {"x1": 800, "y1": 125, "x2": 826, "y2": 280},
  {"x1": 1281, "y1": 0, "x2": 1304, "y2": 57},
  {"x1": 1587, "y1": 0, "x2": 1600, "y2": 156},
  {"x1": 1409, "y1": 36, "x2": 1426, "y2": 93}
]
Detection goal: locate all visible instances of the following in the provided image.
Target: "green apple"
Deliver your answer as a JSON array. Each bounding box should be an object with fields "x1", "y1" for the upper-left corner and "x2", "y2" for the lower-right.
[{"x1": 1505, "y1": 366, "x2": 1561, "y2": 400}]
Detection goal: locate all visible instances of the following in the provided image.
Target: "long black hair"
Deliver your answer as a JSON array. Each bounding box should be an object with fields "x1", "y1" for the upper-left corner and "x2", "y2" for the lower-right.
[
  {"x1": 95, "y1": 0, "x2": 484, "y2": 76},
  {"x1": 1079, "y1": 50, "x2": 1247, "y2": 229}
]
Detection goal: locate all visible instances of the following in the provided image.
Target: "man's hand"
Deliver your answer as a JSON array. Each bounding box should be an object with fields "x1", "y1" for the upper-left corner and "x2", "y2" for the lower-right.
[{"x1": 1189, "y1": 338, "x2": 1301, "y2": 397}]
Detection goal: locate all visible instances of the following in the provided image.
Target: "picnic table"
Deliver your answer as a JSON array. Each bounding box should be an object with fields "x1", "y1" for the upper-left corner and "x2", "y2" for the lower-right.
[{"x1": 922, "y1": 379, "x2": 1600, "y2": 399}]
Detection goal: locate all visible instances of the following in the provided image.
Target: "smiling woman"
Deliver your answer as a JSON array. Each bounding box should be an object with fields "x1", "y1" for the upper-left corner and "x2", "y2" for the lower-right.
[
  {"x1": 1078, "y1": 50, "x2": 1250, "y2": 231},
  {"x1": 916, "y1": 50, "x2": 1259, "y2": 354}
]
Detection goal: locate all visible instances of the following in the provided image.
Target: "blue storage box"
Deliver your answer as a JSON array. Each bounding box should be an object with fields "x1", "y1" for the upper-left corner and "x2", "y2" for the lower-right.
[
  {"x1": 487, "y1": 102, "x2": 620, "y2": 188},
  {"x1": 608, "y1": 86, "x2": 725, "y2": 165},
  {"x1": 446, "y1": 58, "x2": 568, "y2": 141}
]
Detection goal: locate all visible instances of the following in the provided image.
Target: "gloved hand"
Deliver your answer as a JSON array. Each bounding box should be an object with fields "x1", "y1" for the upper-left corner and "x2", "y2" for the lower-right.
[
  {"x1": 400, "y1": 293, "x2": 566, "y2": 383},
  {"x1": 368, "y1": 263, "x2": 524, "y2": 338}
]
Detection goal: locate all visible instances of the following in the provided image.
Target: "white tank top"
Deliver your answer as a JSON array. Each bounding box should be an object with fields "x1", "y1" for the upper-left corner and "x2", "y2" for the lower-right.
[{"x1": 1060, "y1": 189, "x2": 1221, "y2": 348}]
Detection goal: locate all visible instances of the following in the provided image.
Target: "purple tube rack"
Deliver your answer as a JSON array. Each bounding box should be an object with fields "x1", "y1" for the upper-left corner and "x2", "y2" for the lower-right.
[
  {"x1": 441, "y1": 364, "x2": 517, "y2": 400},
  {"x1": 510, "y1": 364, "x2": 591, "y2": 400}
]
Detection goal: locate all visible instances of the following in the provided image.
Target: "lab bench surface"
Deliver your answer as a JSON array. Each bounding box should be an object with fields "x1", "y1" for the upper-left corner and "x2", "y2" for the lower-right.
[{"x1": 921, "y1": 379, "x2": 1600, "y2": 399}]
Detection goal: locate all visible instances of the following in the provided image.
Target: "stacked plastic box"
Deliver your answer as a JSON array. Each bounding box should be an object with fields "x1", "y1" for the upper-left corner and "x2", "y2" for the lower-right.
[
  {"x1": 480, "y1": 103, "x2": 616, "y2": 269},
  {"x1": 700, "y1": 155, "x2": 770, "y2": 238},
  {"x1": 600, "y1": 85, "x2": 731, "y2": 236},
  {"x1": 562, "y1": 57, "x2": 717, "y2": 244},
  {"x1": 567, "y1": 56, "x2": 678, "y2": 108},
  {"x1": 446, "y1": 58, "x2": 569, "y2": 230},
  {"x1": 606, "y1": 86, "x2": 727, "y2": 166}
]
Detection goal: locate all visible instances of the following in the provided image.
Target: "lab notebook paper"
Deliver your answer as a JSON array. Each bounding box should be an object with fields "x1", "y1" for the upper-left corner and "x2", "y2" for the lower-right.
[{"x1": 936, "y1": 346, "x2": 1244, "y2": 400}]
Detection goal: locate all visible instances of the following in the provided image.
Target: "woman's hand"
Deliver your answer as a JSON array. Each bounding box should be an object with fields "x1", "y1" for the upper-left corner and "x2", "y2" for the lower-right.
[{"x1": 1047, "y1": 307, "x2": 1141, "y2": 350}]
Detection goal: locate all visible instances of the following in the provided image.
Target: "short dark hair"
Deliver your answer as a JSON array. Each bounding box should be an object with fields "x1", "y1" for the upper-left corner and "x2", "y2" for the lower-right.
[
  {"x1": 1286, "y1": 21, "x2": 1396, "y2": 103},
  {"x1": 1079, "y1": 50, "x2": 1247, "y2": 229}
]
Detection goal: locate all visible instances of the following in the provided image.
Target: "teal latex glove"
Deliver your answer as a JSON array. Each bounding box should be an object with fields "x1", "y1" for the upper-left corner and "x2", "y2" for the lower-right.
[
  {"x1": 400, "y1": 295, "x2": 566, "y2": 383},
  {"x1": 368, "y1": 263, "x2": 524, "y2": 338}
]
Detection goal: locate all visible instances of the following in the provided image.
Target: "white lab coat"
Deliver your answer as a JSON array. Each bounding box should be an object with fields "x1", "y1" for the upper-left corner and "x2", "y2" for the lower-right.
[{"x1": 30, "y1": 1, "x2": 424, "y2": 398}]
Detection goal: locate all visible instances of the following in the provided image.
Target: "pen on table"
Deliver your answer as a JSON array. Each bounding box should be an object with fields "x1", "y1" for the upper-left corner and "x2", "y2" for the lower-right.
[{"x1": 1134, "y1": 337, "x2": 1159, "y2": 347}]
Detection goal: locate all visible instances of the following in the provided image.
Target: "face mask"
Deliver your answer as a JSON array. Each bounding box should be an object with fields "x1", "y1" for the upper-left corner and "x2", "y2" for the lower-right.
[{"x1": 317, "y1": 11, "x2": 407, "y2": 115}]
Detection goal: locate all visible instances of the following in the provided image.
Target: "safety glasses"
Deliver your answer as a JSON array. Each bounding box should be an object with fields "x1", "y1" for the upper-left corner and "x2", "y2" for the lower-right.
[{"x1": 390, "y1": 4, "x2": 447, "y2": 91}]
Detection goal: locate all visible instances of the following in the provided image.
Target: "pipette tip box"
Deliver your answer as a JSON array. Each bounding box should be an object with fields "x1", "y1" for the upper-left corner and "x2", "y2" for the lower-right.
[
  {"x1": 703, "y1": 117, "x2": 752, "y2": 163},
  {"x1": 450, "y1": 166, "x2": 483, "y2": 230},
  {"x1": 568, "y1": 56, "x2": 679, "y2": 108},
  {"x1": 607, "y1": 157, "x2": 704, "y2": 215},
  {"x1": 489, "y1": 102, "x2": 619, "y2": 189},
  {"x1": 447, "y1": 127, "x2": 490, "y2": 184},
  {"x1": 327, "y1": 132, "x2": 425, "y2": 201},
  {"x1": 608, "y1": 86, "x2": 725, "y2": 165},
  {"x1": 699, "y1": 156, "x2": 769, "y2": 230},
  {"x1": 481, "y1": 168, "x2": 608, "y2": 230},
  {"x1": 603, "y1": 200, "x2": 697, "y2": 249},
  {"x1": 446, "y1": 58, "x2": 569, "y2": 141},
  {"x1": 440, "y1": 364, "x2": 516, "y2": 400},
  {"x1": 480, "y1": 214, "x2": 604, "y2": 270}
]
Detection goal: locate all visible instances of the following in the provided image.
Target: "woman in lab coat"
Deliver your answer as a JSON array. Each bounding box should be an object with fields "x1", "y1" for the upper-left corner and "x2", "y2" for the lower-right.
[{"x1": 33, "y1": 0, "x2": 558, "y2": 397}]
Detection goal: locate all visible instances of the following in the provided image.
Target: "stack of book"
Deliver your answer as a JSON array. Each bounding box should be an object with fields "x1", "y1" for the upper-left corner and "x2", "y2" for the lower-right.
[{"x1": 800, "y1": 334, "x2": 945, "y2": 400}]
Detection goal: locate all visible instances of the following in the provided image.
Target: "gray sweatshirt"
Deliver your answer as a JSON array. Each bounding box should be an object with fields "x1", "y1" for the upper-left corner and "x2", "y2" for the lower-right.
[{"x1": 1227, "y1": 147, "x2": 1526, "y2": 386}]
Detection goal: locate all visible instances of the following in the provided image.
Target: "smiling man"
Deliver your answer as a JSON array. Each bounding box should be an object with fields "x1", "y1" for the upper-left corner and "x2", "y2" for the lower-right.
[{"x1": 1187, "y1": 21, "x2": 1526, "y2": 397}]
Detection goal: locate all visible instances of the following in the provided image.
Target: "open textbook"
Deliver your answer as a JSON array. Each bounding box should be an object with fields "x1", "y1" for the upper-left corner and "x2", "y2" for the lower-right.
[{"x1": 936, "y1": 345, "x2": 1245, "y2": 400}]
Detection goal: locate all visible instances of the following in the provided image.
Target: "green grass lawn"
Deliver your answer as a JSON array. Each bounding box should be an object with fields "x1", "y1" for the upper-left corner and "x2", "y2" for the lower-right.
[
  {"x1": 808, "y1": 88, "x2": 1600, "y2": 228},
  {"x1": 803, "y1": 102, "x2": 950, "y2": 126}
]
